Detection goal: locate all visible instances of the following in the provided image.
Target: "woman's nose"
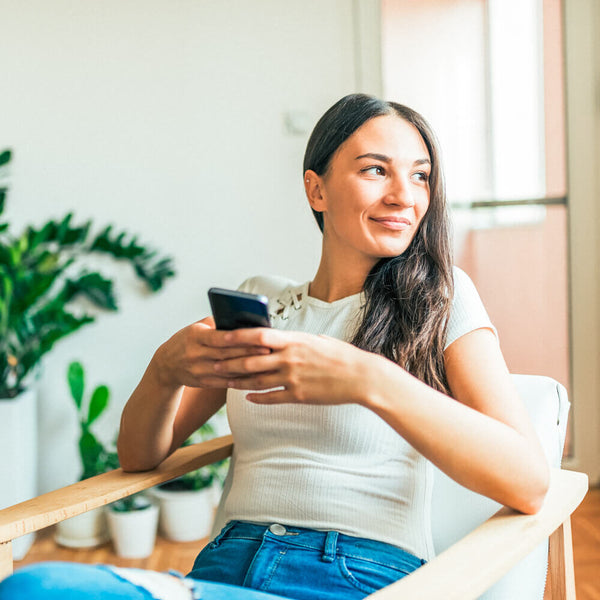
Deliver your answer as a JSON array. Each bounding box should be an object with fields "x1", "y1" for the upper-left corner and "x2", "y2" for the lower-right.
[{"x1": 383, "y1": 177, "x2": 415, "y2": 207}]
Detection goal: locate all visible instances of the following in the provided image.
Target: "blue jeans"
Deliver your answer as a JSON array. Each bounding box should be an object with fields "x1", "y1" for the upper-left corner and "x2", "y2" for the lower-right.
[
  {"x1": 0, "y1": 561, "x2": 285, "y2": 599},
  {"x1": 0, "y1": 521, "x2": 424, "y2": 599},
  {"x1": 188, "y1": 521, "x2": 425, "y2": 599}
]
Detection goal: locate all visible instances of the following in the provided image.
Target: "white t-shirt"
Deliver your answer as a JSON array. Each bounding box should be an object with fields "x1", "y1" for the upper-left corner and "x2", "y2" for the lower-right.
[{"x1": 213, "y1": 267, "x2": 496, "y2": 560}]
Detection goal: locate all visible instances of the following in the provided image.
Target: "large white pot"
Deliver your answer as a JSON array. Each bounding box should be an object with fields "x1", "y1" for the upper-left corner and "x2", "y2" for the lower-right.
[
  {"x1": 55, "y1": 506, "x2": 109, "y2": 548},
  {"x1": 107, "y1": 503, "x2": 159, "y2": 559},
  {"x1": 150, "y1": 486, "x2": 216, "y2": 542},
  {"x1": 0, "y1": 388, "x2": 38, "y2": 560}
]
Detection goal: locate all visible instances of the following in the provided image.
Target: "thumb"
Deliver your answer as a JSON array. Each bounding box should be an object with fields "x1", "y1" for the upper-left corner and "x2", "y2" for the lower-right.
[{"x1": 197, "y1": 316, "x2": 216, "y2": 329}]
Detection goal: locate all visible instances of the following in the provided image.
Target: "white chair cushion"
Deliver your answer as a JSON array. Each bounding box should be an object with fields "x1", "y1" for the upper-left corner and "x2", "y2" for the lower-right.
[{"x1": 430, "y1": 374, "x2": 569, "y2": 599}]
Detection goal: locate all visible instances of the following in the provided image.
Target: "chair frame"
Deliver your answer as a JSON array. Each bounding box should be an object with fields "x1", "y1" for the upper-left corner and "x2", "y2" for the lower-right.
[{"x1": 0, "y1": 435, "x2": 588, "y2": 599}]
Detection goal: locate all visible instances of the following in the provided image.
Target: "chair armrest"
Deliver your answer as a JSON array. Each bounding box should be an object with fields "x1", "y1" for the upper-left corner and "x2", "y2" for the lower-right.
[
  {"x1": 0, "y1": 435, "x2": 233, "y2": 545},
  {"x1": 367, "y1": 468, "x2": 588, "y2": 600}
]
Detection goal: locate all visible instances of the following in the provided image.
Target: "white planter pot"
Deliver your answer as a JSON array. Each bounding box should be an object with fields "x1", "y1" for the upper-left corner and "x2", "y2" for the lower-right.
[
  {"x1": 150, "y1": 486, "x2": 216, "y2": 542},
  {"x1": 107, "y1": 503, "x2": 159, "y2": 559},
  {"x1": 0, "y1": 388, "x2": 38, "y2": 560},
  {"x1": 55, "y1": 506, "x2": 109, "y2": 548}
]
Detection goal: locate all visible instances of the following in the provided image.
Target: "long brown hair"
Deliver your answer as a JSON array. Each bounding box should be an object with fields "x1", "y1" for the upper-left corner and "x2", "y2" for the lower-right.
[{"x1": 303, "y1": 94, "x2": 453, "y2": 393}]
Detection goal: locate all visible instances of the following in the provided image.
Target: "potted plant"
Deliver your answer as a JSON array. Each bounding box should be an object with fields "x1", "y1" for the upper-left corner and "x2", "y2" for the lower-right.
[
  {"x1": 106, "y1": 493, "x2": 159, "y2": 559},
  {"x1": 55, "y1": 361, "x2": 120, "y2": 548},
  {"x1": 58, "y1": 360, "x2": 160, "y2": 558},
  {"x1": 150, "y1": 420, "x2": 229, "y2": 542},
  {"x1": 0, "y1": 149, "x2": 175, "y2": 400},
  {"x1": 0, "y1": 148, "x2": 174, "y2": 558}
]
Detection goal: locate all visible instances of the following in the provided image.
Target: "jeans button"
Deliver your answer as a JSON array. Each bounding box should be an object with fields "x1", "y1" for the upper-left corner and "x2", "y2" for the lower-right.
[{"x1": 269, "y1": 523, "x2": 287, "y2": 536}]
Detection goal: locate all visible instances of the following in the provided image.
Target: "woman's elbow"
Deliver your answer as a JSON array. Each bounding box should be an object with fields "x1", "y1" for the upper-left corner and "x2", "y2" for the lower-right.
[
  {"x1": 118, "y1": 454, "x2": 161, "y2": 473},
  {"x1": 516, "y1": 461, "x2": 551, "y2": 515},
  {"x1": 116, "y1": 438, "x2": 161, "y2": 473}
]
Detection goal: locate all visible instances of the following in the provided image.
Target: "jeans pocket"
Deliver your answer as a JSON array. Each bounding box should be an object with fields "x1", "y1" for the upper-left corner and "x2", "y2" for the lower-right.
[
  {"x1": 207, "y1": 520, "x2": 238, "y2": 550},
  {"x1": 338, "y1": 556, "x2": 412, "y2": 594}
]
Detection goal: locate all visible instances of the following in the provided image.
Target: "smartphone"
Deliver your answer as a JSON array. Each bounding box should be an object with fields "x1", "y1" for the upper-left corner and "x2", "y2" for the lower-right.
[{"x1": 208, "y1": 287, "x2": 271, "y2": 330}]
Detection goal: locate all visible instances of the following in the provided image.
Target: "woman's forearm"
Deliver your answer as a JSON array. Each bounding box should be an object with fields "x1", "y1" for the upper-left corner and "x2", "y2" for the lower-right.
[
  {"x1": 117, "y1": 352, "x2": 185, "y2": 472},
  {"x1": 116, "y1": 318, "x2": 235, "y2": 472},
  {"x1": 359, "y1": 355, "x2": 550, "y2": 514}
]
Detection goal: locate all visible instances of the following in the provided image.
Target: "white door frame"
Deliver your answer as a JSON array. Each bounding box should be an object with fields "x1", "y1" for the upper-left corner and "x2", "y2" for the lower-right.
[
  {"x1": 563, "y1": 0, "x2": 600, "y2": 484},
  {"x1": 352, "y1": 0, "x2": 383, "y2": 96}
]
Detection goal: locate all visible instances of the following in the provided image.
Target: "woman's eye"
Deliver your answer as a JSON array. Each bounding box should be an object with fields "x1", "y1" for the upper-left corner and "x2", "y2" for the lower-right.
[
  {"x1": 362, "y1": 166, "x2": 385, "y2": 176},
  {"x1": 413, "y1": 171, "x2": 429, "y2": 183}
]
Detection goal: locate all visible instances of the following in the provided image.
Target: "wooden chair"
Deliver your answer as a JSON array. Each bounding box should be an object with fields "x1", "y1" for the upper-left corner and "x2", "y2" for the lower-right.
[{"x1": 0, "y1": 375, "x2": 588, "y2": 599}]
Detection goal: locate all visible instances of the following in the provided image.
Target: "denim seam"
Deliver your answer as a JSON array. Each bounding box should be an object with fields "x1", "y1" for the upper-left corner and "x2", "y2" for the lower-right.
[
  {"x1": 262, "y1": 536, "x2": 418, "y2": 571},
  {"x1": 218, "y1": 535, "x2": 264, "y2": 542},
  {"x1": 241, "y1": 535, "x2": 269, "y2": 588},
  {"x1": 337, "y1": 552, "x2": 421, "y2": 571},
  {"x1": 336, "y1": 556, "x2": 380, "y2": 595},
  {"x1": 258, "y1": 548, "x2": 287, "y2": 593}
]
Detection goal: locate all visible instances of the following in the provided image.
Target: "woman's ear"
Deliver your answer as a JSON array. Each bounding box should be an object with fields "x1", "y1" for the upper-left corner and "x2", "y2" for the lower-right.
[{"x1": 304, "y1": 170, "x2": 327, "y2": 212}]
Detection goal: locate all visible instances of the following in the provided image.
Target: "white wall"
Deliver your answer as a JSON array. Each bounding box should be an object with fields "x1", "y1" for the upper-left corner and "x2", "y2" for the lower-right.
[{"x1": 0, "y1": 0, "x2": 361, "y2": 492}]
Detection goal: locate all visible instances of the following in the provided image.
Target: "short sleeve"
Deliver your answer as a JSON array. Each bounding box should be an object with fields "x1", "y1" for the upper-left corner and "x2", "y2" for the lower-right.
[
  {"x1": 236, "y1": 275, "x2": 299, "y2": 299},
  {"x1": 444, "y1": 267, "x2": 498, "y2": 350},
  {"x1": 236, "y1": 277, "x2": 259, "y2": 294}
]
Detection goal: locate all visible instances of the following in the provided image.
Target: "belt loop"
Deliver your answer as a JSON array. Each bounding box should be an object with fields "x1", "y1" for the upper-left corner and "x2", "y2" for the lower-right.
[{"x1": 322, "y1": 531, "x2": 338, "y2": 563}]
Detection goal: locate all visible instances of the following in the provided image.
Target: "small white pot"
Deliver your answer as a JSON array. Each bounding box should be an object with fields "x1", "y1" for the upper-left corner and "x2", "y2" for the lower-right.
[
  {"x1": 107, "y1": 503, "x2": 159, "y2": 559},
  {"x1": 55, "y1": 506, "x2": 109, "y2": 548},
  {"x1": 150, "y1": 486, "x2": 215, "y2": 542}
]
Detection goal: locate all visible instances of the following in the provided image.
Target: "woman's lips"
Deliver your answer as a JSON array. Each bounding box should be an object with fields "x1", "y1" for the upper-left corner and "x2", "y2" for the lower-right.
[{"x1": 370, "y1": 217, "x2": 412, "y2": 231}]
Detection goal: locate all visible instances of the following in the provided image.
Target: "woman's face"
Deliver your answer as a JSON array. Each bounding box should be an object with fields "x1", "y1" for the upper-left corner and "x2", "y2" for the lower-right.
[{"x1": 306, "y1": 114, "x2": 431, "y2": 269}]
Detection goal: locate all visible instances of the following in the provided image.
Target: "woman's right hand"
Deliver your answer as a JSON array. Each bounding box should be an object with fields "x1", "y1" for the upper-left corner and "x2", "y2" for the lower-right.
[
  {"x1": 119, "y1": 316, "x2": 268, "y2": 471},
  {"x1": 153, "y1": 316, "x2": 271, "y2": 390}
]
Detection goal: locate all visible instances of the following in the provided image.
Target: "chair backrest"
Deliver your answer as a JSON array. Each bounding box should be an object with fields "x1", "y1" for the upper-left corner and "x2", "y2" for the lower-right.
[{"x1": 430, "y1": 374, "x2": 569, "y2": 599}]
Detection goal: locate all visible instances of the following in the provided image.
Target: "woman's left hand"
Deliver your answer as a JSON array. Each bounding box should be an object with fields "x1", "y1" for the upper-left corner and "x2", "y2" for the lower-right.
[{"x1": 213, "y1": 327, "x2": 378, "y2": 405}]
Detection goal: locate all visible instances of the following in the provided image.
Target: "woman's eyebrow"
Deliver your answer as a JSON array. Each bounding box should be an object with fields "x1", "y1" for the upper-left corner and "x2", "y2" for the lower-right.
[
  {"x1": 355, "y1": 153, "x2": 431, "y2": 167},
  {"x1": 355, "y1": 152, "x2": 391, "y2": 162}
]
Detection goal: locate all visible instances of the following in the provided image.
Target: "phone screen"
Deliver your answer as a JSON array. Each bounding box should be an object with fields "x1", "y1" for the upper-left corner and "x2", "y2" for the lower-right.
[{"x1": 208, "y1": 287, "x2": 271, "y2": 330}]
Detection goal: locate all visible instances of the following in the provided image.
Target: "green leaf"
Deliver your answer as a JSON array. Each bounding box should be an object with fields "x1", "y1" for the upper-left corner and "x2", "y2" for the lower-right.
[
  {"x1": 67, "y1": 361, "x2": 84, "y2": 410},
  {"x1": 63, "y1": 272, "x2": 118, "y2": 310},
  {"x1": 89, "y1": 226, "x2": 175, "y2": 292},
  {"x1": 57, "y1": 213, "x2": 73, "y2": 242},
  {"x1": 198, "y1": 421, "x2": 215, "y2": 437},
  {"x1": 20, "y1": 308, "x2": 95, "y2": 381},
  {"x1": 32, "y1": 220, "x2": 58, "y2": 246},
  {"x1": 78, "y1": 430, "x2": 103, "y2": 480},
  {"x1": 26, "y1": 215, "x2": 90, "y2": 249},
  {"x1": 87, "y1": 384, "x2": 109, "y2": 426},
  {"x1": 0, "y1": 150, "x2": 11, "y2": 168},
  {"x1": 0, "y1": 202, "x2": 175, "y2": 394}
]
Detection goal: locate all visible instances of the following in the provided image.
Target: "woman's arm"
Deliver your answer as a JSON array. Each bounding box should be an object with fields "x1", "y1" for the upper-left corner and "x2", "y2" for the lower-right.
[
  {"x1": 117, "y1": 317, "x2": 269, "y2": 472},
  {"x1": 213, "y1": 326, "x2": 550, "y2": 514},
  {"x1": 366, "y1": 328, "x2": 550, "y2": 514},
  {"x1": 117, "y1": 372, "x2": 226, "y2": 472}
]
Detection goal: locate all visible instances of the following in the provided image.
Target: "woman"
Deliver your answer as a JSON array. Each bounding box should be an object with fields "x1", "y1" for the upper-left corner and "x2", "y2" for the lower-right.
[{"x1": 0, "y1": 94, "x2": 550, "y2": 600}]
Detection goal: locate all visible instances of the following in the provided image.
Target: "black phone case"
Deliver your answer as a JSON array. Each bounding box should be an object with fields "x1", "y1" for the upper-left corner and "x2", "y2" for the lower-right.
[{"x1": 208, "y1": 287, "x2": 271, "y2": 330}]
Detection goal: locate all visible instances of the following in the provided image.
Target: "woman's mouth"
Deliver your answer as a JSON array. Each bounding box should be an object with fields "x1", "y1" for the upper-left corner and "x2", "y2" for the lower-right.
[{"x1": 370, "y1": 217, "x2": 412, "y2": 231}]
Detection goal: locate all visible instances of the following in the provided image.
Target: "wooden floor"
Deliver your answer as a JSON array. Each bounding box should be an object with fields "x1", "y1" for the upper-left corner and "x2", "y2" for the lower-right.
[
  {"x1": 571, "y1": 487, "x2": 600, "y2": 600},
  {"x1": 15, "y1": 487, "x2": 600, "y2": 598}
]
